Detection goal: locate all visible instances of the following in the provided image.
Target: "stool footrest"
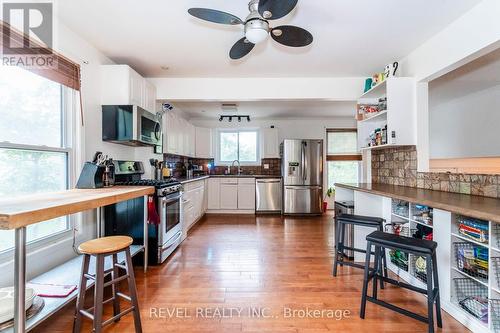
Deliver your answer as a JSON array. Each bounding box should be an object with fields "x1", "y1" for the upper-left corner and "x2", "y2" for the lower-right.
[
  {"x1": 102, "y1": 307, "x2": 135, "y2": 327},
  {"x1": 117, "y1": 292, "x2": 132, "y2": 302},
  {"x1": 79, "y1": 309, "x2": 94, "y2": 321},
  {"x1": 366, "y1": 297, "x2": 428, "y2": 324},
  {"x1": 103, "y1": 274, "x2": 129, "y2": 288},
  {"x1": 375, "y1": 274, "x2": 428, "y2": 295}
]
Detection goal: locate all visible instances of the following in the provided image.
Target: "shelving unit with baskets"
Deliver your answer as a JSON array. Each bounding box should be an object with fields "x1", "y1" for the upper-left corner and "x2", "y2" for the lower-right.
[
  {"x1": 385, "y1": 198, "x2": 434, "y2": 287},
  {"x1": 449, "y1": 214, "x2": 500, "y2": 332}
]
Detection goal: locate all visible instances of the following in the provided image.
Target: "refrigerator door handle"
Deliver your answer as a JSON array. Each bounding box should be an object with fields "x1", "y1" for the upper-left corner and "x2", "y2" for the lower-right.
[{"x1": 301, "y1": 141, "x2": 306, "y2": 183}]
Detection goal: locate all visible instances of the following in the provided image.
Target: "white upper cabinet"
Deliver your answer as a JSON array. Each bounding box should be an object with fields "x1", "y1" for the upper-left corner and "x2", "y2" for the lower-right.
[
  {"x1": 144, "y1": 80, "x2": 157, "y2": 113},
  {"x1": 262, "y1": 127, "x2": 280, "y2": 158},
  {"x1": 195, "y1": 127, "x2": 213, "y2": 158},
  {"x1": 163, "y1": 112, "x2": 196, "y2": 156},
  {"x1": 100, "y1": 64, "x2": 157, "y2": 113}
]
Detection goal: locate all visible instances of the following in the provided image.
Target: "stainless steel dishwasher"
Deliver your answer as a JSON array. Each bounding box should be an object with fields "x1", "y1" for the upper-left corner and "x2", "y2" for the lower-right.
[{"x1": 255, "y1": 178, "x2": 282, "y2": 213}]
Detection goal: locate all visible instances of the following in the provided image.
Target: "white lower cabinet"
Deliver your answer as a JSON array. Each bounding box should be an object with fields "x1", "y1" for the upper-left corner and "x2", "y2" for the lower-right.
[
  {"x1": 207, "y1": 177, "x2": 256, "y2": 213},
  {"x1": 182, "y1": 180, "x2": 208, "y2": 238},
  {"x1": 237, "y1": 178, "x2": 256, "y2": 210},
  {"x1": 220, "y1": 181, "x2": 238, "y2": 209},
  {"x1": 207, "y1": 178, "x2": 220, "y2": 210}
]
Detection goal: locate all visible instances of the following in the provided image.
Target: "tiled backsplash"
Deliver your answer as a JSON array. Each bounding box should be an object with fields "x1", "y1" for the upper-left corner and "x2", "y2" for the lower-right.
[
  {"x1": 371, "y1": 146, "x2": 500, "y2": 198},
  {"x1": 164, "y1": 154, "x2": 281, "y2": 177}
]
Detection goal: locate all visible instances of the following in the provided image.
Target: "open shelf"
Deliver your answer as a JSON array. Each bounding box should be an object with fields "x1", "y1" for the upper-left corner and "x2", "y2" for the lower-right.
[
  {"x1": 358, "y1": 110, "x2": 387, "y2": 123},
  {"x1": 359, "y1": 80, "x2": 387, "y2": 99},
  {"x1": 452, "y1": 233, "x2": 489, "y2": 249},
  {"x1": 0, "y1": 245, "x2": 144, "y2": 333}
]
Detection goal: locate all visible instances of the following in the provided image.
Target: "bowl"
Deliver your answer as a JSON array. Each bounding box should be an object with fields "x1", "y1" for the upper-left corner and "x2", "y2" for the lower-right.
[{"x1": 0, "y1": 287, "x2": 36, "y2": 324}]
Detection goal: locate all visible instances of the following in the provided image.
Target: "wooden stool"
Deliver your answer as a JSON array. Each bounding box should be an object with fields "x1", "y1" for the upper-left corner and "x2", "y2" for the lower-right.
[{"x1": 73, "y1": 236, "x2": 142, "y2": 333}]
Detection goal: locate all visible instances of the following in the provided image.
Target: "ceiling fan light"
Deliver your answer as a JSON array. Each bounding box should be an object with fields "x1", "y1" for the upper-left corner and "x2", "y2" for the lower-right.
[{"x1": 245, "y1": 27, "x2": 268, "y2": 44}]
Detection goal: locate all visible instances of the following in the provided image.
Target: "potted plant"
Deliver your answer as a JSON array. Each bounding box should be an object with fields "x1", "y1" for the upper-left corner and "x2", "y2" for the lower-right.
[{"x1": 323, "y1": 187, "x2": 335, "y2": 212}]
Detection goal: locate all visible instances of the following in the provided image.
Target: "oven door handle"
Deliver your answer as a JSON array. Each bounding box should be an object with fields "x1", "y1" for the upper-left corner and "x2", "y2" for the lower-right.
[
  {"x1": 163, "y1": 231, "x2": 182, "y2": 250},
  {"x1": 162, "y1": 194, "x2": 182, "y2": 205}
]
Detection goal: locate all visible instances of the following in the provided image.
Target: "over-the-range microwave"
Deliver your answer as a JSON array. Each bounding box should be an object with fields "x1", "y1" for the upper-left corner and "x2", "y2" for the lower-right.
[{"x1": 102, "y1": 105, "x2": 162, "y2": 147}]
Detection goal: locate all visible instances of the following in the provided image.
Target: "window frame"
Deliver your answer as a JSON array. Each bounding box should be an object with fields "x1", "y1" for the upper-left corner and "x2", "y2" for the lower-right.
[
  {"x1": 326, "y1": 129, "x2": 362, "y2": 188},
  {"x1": 326, "y1": 129, "x2": 362, "y2": 162},
  {"x1": 0, "y1": 83, "x2": 77, "y2": 255},
  {"x1": 215, "y1": 128, "x2": 261, "y2": 166}
]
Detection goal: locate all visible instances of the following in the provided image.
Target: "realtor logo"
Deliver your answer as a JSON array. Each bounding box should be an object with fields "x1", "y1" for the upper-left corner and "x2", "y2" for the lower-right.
[{"x1": 2, "y1": 1, "x2": 55, "y2": 68}]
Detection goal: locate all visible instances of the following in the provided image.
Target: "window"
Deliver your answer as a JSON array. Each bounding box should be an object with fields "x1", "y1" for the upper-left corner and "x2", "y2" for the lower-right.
[
  {"x1": 326, "y1": 129, "x2": 361, "y2": 189},
  {"x1": 0, "y1": 66, "x2": 72, "y2": 252},
  {"x1": 217, "y1": 130, "x2": 259, "y2": 164}
]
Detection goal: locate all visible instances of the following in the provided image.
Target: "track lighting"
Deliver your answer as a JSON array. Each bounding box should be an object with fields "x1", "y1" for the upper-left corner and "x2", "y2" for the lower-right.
[{"x1": 218, "y1": 115, "x2": 251, "y2": 122}]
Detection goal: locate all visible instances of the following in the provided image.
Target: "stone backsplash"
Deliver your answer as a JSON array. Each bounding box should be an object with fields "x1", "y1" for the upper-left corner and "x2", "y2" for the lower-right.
[{"x1": 371, "y1": 146, "x2": 500, "y2": 198}]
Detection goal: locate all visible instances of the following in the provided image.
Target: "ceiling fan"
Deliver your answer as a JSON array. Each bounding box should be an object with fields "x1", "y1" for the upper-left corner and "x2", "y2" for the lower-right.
[{"x1": 188, "y1": 0, "x2": 313, "y2": 59}]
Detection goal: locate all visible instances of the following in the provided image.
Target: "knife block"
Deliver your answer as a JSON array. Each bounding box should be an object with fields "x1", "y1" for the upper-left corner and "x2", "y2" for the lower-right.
[{"x1": 76, "y1": 162, "x2": 105, "y2": 189}]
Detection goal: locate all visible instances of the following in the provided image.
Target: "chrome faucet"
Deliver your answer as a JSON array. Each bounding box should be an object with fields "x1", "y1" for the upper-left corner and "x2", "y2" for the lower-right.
[{"x1": 231, "y1": 160, "x2": 241, "y2": 175}]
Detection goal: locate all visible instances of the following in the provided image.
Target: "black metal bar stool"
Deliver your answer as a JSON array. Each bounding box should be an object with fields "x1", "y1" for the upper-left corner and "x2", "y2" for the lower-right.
[
  {"x1": 73, "y1": 236, "x2": 142, "y2": 333},
  {"x1": 360, "y1": 231, "x2": 442, "y2": 333},
  {"x1": 333, "y1": 214, "x2": 388, "y2": 286}
]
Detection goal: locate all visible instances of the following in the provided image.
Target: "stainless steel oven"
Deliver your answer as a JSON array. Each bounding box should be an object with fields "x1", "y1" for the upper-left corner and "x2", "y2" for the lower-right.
[
  {"x1": 102, "y1": 105, "x2": 162, "y2": 147},
  {"x1": 158, "y1": 190, "x2": 183, "y2": 263}
]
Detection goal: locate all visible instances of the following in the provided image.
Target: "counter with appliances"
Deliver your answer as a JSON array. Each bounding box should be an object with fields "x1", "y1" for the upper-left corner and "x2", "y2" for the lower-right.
[
  {"x1": 105, "y1": 160, "x2": 183, "y2": 265},
  {"x1": 0, "y1": 186, "x2": 153, "y2": 333}
]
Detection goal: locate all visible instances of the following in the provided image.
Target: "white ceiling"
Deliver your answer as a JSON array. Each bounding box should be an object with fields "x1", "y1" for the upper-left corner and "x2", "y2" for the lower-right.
[
  {"x1": 58, "y1": 0, "x2": 481, "y2": 78},
  {"x1": 429, "y1": 48, "x2": 500, "y2": 106},
  {"x1": 171, "y1": 100, "x2": 357, "y2": 119}
]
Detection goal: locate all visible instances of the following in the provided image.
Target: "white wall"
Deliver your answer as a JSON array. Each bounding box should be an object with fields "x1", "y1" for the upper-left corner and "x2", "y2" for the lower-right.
[
  {"x1": 0, "y1": 20, "x2": 147, "y2": 285},
  {"x1": 400, "y1": 0, "x2": 500, "y2": 82},
  {"x1": 190, "y1": 116, "x2": 357, "y2": 143},
  {"x1": 430, "y1": 84, "x2": 500, "y2": 158},
  {"x1": 150, "y1": 77, "x2": 365, "y2": 102}
]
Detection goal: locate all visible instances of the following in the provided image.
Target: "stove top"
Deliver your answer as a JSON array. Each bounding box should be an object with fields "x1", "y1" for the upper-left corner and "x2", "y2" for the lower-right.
[{"x1": 116, "y1": 178, "x2": 180, "y2": 188}]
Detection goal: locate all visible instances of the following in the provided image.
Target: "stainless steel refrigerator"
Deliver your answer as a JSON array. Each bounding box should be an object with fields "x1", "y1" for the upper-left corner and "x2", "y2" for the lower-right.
[{"x1": 281, "y1": 139, "x2": 323, "y2": 215}]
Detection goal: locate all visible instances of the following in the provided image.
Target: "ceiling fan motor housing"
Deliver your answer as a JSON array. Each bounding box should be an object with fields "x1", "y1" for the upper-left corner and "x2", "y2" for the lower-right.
[{"x1": 244, "y1": 4, "x2": 269, "y2": 44}]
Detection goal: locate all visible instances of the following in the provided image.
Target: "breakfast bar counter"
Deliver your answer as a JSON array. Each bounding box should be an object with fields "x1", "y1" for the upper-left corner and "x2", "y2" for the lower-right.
[
  {"x1": 336, "y1": 183, "x2": 500, "y2": 223},
  {"x1": 0, "y1": 186, "x2": 154, "y2": 333},
  {"x1": 335, "y1": 182, "x2": 500, "y2": 333}
]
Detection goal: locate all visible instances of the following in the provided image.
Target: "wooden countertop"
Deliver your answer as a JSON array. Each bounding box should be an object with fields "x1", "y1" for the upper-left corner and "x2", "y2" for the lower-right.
[
  {"x1": 336, "y1": 183, "x2": 500, "y2": 223},
  {"x1": 0, "y1": 186, "x2": 155, "y2": 230}
]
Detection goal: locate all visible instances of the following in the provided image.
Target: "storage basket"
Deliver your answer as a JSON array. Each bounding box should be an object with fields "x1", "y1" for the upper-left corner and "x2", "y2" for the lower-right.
[
  {"x1": 454, "y1": 242, "x2": 488, "y2": 282},
  {"x1": 389, "y1": 249, "x2": 408, "y2": 271},
  {"x1": 491, "y1": 299, "x2": 500, "y2": 332},
  {"x1": 411, "y1": 254, "x2": 427, "y2": 283},
  {"x1": 492, "y1": 257, "x2": 500, "y2": 291},
  {"x1": 457, "y1": 216, "x2": 489, "y2": 244},
  {"x1": 392, "y1": 200, "x2": 409, "y2": 217},
  {"x1": 452, "y1": 278, "x2": 488, "y2": 323}
]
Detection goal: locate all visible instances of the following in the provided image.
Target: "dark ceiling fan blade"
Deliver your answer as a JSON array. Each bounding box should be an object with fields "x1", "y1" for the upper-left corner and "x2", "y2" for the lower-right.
[
  {"x1": 271, "y1": 25, "x2": 313, "y2": 47},
  {"x1": 188, "y1": 8, "x2": 243, "y2": 25},
  {"x1": 229, "y1": 37, "x2": 255, "y2": 60},
  {"x1": 258, "y1": 0, "x2": 298, "y2": 20}
]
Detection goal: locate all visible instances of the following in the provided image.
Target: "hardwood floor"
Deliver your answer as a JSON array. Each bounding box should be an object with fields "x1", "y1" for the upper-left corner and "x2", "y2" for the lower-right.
[{"x1": 33, "y1": 214, "x2": 470, "y2": 333}]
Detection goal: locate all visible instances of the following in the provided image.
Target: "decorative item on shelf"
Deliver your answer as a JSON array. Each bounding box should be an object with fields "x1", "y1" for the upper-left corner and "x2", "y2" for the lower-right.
[
  {"x1": 378, "y1": 97, "x2": 387, "y2": 111},
  {"x1": 384, "y1": 61, "x2": 400, "y2": 78},
  {"x1": 364, "y1": 78, "x2": 373, "y2": 93}
]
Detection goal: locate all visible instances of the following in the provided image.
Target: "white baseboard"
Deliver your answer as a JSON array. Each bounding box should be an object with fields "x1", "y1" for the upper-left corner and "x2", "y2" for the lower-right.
[{"x1": 206, "y1": 210, "x2": 255, "y2": 215}]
